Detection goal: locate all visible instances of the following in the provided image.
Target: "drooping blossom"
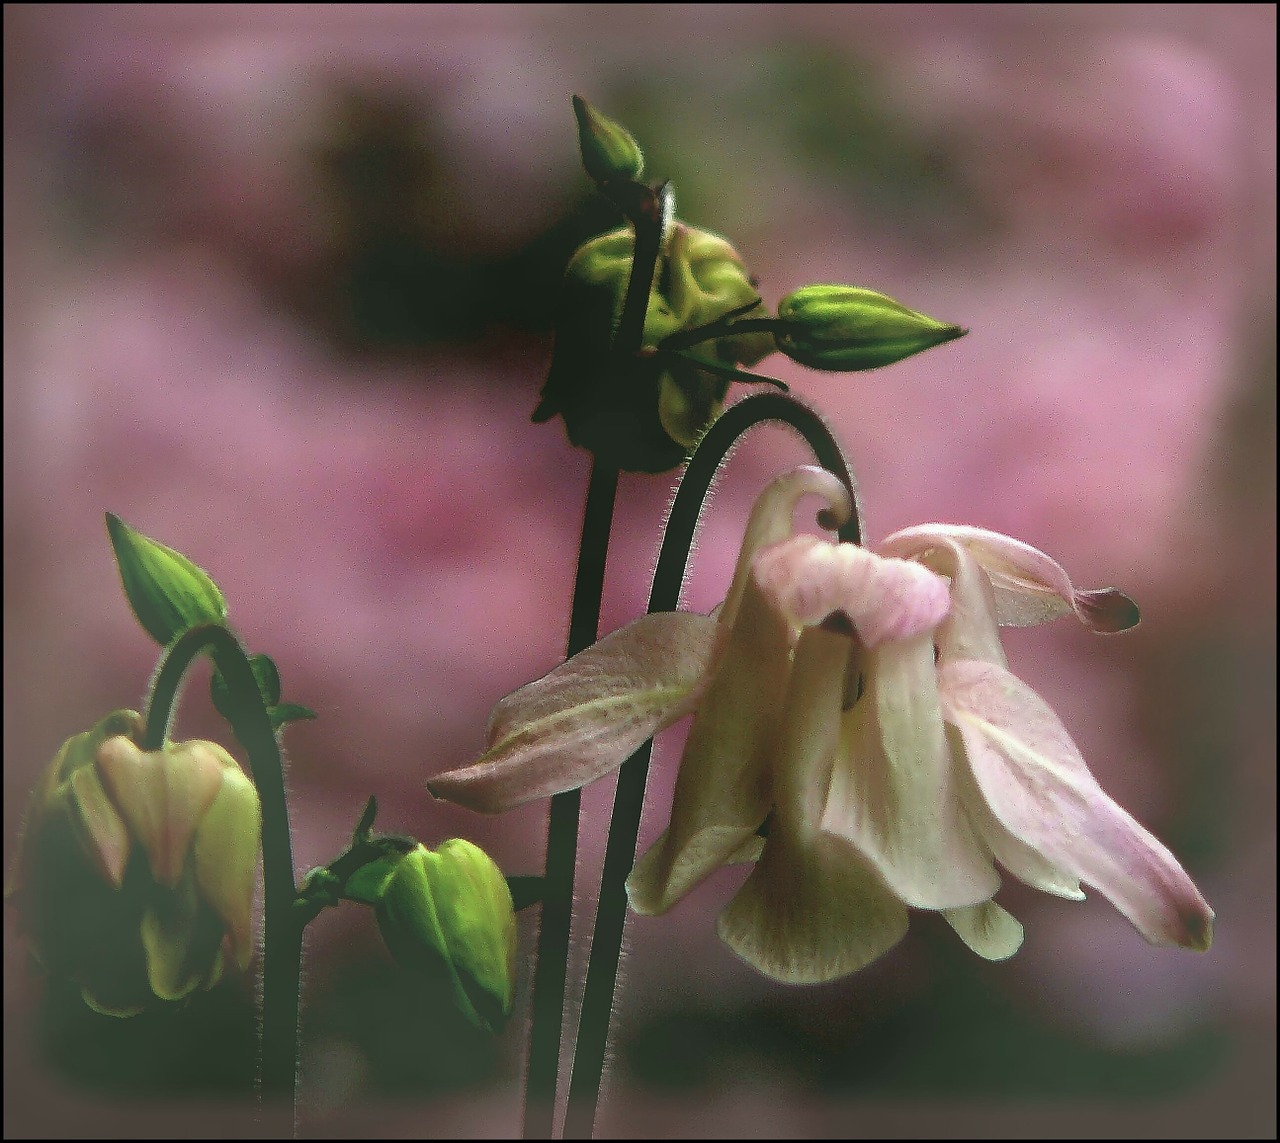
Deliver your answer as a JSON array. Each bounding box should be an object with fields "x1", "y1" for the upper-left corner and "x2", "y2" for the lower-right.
[
  {"x1": 7, "y1": 710, "x2": 261, "y2": 1015},
  {"x1": 428, "y1": 466, "x2": 1213, "y2": 982}
]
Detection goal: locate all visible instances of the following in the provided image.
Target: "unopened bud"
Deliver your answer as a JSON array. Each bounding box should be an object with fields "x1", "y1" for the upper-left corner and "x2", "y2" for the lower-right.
[
  {"x1": 535, "y1": 223, "x2": 773, "y2": 471},
  {"x1": 776, "y1": 285, "x2": 966, "y2": 372},
  {"x1": 375, "y1": 840, "x2": 515, "y2": 1034},
  {"x1": 572, "y1": 94, "x2": 644, "y2": 183},
  {"x1": 106, "y1": 513, "x2": 227, "y2": 647}
]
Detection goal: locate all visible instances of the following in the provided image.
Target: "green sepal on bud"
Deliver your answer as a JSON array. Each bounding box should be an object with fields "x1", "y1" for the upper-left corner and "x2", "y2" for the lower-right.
[
  {"x1": 534, "y1": 223, "x2": 774, "y2": 472},
  {"x1": 374, "y1": 840, "x2": 516, "y2": 1034},
  {"x1": 572, "y1": 94, "x2": 644, "y2": 184},
  {"x1": 210, "y1": 653, "x2": 316, "y2": 732},
  {"x1": 105, "y1": 513, "x2": 227, "y2": 646},
  {"x1": 775, "y1": 285, "x2": 966, "y2": 372}
]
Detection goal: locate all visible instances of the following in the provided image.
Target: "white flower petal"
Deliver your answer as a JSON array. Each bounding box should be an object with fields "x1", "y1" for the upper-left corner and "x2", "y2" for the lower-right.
[
  {"x1": 940, "y1": 660, "x2": 1213, "y2": 951},
  {"x1": 428, "y1": 612, "x2": 717, "y2": 814},
  {"x1": 943, "y1": 900, "x2": 1024, "y2": 961},
  {"x1": 878, "y1": 532, "x2": 1007, "y2": 666},
  {"x1": 823, "y1": 635, "x2": 1000, "y2": 910}
]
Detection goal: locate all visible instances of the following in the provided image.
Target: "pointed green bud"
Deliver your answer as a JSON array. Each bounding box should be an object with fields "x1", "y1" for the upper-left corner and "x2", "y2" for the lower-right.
[
  {"x1": 374, "y1": 840, "x2": 516, "y2": 1034},
  {"x1": 105, "y1": 513, "x2": 227, "y2": 646},
  {"x1": 572, "y1": 94, "x2": 644, "y2": 184},
  {"x1": 776, "y1": 285, "x2": 966, "y2": 372}
]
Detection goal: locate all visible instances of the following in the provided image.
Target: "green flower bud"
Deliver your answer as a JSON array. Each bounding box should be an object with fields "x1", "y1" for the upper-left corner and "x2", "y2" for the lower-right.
[
  {"x1": 534, "y1": 223, "x2": 774, "y2": 472},
  {"x1": 776, "y1": 285, "x2": 966, "y2": 372},
  {"x1": 374, "y1": 840, "x2": 515, "y2": 1034},
  {"x1": 572, "y1": 94, "x2": 644, "y2": 183},
  {"x1": 6, "y1": 713, "x2": 261, "y2": 1016},
  {"x1": 105, "y1": 513, "x2": 227, "y2": 647}
]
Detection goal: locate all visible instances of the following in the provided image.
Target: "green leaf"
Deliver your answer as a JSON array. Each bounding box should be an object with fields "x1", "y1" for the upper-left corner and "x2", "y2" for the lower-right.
[
  {"x1": 268, "y1": 703, "x2": 317, "y2": 730},
  {"x1": 105, "y1": 513, "x2": 227, "y2": 646},
  {"x1": 210, "y1": 653, "x2": 284, "y2": 723}
]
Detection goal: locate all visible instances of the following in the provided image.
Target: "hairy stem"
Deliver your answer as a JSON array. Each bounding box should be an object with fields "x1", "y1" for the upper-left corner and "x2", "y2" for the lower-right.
[
  {"x1": 145, "y1": 624, "x2": 300, "y2": 1124},
  {"x1": 524, "y1": 173, "x2": 672, "y2": 1140},
  {"x1": 563, "y1": 393, "x2": 858, "y2": 1139}
]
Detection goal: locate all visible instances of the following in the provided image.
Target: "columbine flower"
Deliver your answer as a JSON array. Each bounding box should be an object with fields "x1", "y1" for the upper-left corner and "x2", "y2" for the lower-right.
[
  {"x1": 428, "y1": 466, "x2": 1213, "y2": 984},
  {"x1": 7, "y1": 711, "x2": 261, "y2": 1015},
  {"x1": 426, "y1": 466, "x2": 849, "y2": 818},
  {"x1": 875, "y1": 524, "x2": 1214, "y2": 953}
]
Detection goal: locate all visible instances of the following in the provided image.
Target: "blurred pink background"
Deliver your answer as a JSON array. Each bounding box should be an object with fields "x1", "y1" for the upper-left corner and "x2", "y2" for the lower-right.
[{"x1": 4, "y1": 4, "x2": 1274, "y2": 1138}]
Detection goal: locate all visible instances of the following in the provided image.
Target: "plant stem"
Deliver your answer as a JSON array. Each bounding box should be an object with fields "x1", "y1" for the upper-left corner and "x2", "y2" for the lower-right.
[
  {"x1": 524, "y1": 173, "x2": 670, "y2": 1141},
  {"x1": 144, "y1": 624, "x2": 300, "y2": 1124},
  {"x1": 523, "y1": 461, "x2": 617, "y2": 1140},
  {"x1": 562, "y1": 393, "x2": 858, "y2": 1139}
]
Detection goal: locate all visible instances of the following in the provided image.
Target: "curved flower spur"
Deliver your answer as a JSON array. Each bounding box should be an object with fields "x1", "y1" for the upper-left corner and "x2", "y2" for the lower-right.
[{"x1": 428, "y1": 465, "x2": 1213, "y2": 982}]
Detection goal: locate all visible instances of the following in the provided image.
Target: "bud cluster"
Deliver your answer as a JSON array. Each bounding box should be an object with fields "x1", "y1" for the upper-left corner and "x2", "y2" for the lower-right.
[{"x1": 535, "y1": 97, "x2": 967, "y2": 472}]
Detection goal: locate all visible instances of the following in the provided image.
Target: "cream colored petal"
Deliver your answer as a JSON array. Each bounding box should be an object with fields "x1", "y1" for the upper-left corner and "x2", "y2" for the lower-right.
[
  {"x1": 822, "y1": 635, "x2": 999, "y2": 910},
  {"x1": 719, "y1": 466, "x2": 852, "y2": 630},
  {"x1": 717, "y1": 628, "x2": 908, "y2": 983},
  {"x1": 193, "y1": 765, "x2": 261, "y2": 970},
  {"x1": 880, "y1": 524, "x2": 1139, "y2": 632},
  {"x1": 140, "y1": 874, "x2": 227, "y2": 1001},
  {"x1": 429, "y1": 612, "x2": 717, "y2": 814},
  {"x1": 627, "y1": 582, "x2": 792, "y2": 915},
  {"x1": 718, "y1": 830, "x2": 908, "y2": 984},
  {"x1": 753, "y1": 535, "x2": 950, "y2": 647},
  {"x1": 96, "y1": 738, "x2": 224, "y2": 889},
  {"x1": 941, "y1": 660, "x2": 1213, "y2": 951},
  {"x1": 943, "y1": 900, "x2": 1024, "y2": 961}
]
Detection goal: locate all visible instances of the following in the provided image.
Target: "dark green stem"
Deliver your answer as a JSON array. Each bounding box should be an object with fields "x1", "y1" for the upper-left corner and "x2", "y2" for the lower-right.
[
  {"x1": 562, "y1": 394, "x2": 858, "y2": 1139},
  {"x1": 524, "y1": 175, "x2": 671, "y2": 1141},
  {"x1": 524, "y1": 461, "x2": 617, "y2": 1139},
  {"x1": 144, "y1": 624, "x2": 300, "y2": 1120}
]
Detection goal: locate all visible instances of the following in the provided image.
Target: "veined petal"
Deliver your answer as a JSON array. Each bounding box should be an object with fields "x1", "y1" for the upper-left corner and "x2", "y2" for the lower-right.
[
  {"x1": 940, "y1": 660, "x2": 1213, "y2": 951},
  {"x1": 823, "y1": 635, "x2": 999, "y2": 910},
  {"x1": 880, "y1": 524, "x2": 1139, "y2": 633},
  {"x1": 428, "y1": 612, "x2": 717, "y2": 814},
  {"x1": 95, "y1": 738, "x2": 224, "y2": 889},
  {"x1": 945, "y1": 725, "x2": 1084, "y2": 900},
  {"x1": 943, "y1": 900, "x2": 1024, "y2": 961},
  {"x1": 716, "y1": 628, "x2": 908, "y2": 983},
  {"x1": 753, "y1": 535, "x2": 950, "y2": 647},
  {"x1": 719, "y1": 466, "x2": 852, "y2": 630},
  {"x1": 718, "y1": 830, "x2": 909, "y2": 984},
  {"x1": 627, "y1": 579, "x2": 792, "y2": 915}
]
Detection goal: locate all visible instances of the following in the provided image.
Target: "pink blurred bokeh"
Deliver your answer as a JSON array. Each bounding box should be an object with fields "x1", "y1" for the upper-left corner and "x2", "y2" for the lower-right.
[{"x1": 4, "y1": 4, "x2": 1274, "y2": 1138}]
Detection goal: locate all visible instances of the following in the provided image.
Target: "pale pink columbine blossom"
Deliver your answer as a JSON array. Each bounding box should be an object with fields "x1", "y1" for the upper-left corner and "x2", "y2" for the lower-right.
[
  {"x1": 876, "y1": 525, "x2": 1214, "y2": 954},
  {"x1": 428, "y1": 466, "x2": 1213, "y2": 984}
]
